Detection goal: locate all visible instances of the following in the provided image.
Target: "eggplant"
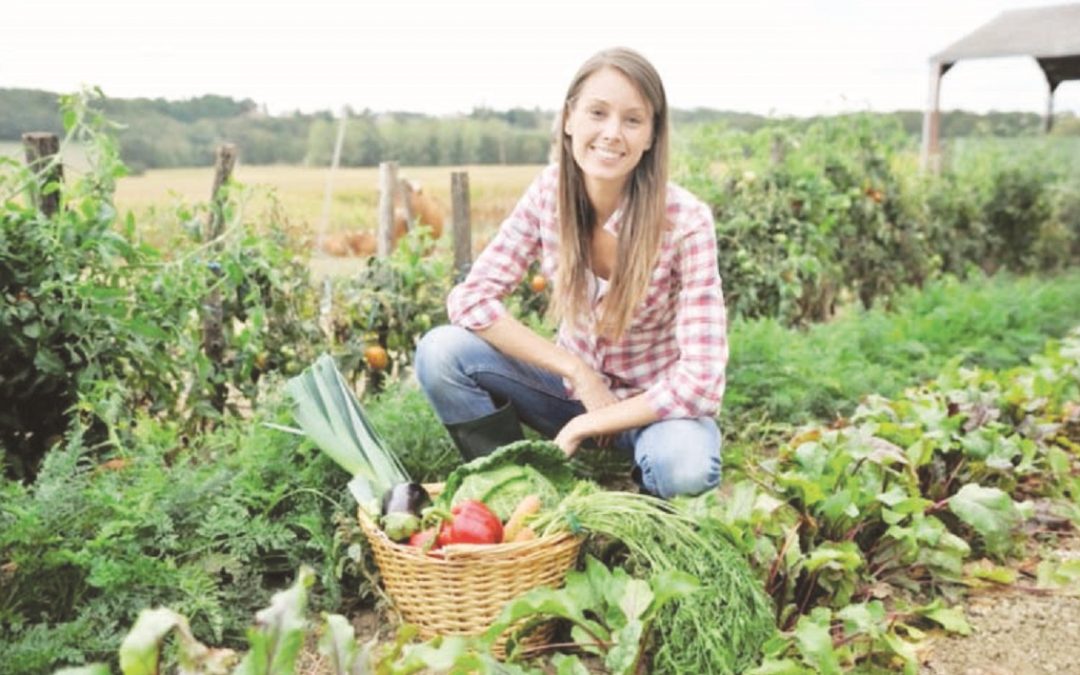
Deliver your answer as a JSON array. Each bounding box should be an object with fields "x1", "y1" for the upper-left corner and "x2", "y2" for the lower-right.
[
  {"x1": 380, "y1": 482, "x2": 432, "y2": 542},
  {"x1": 381, "y1": 482, "x2": 431, "y2": 516}
]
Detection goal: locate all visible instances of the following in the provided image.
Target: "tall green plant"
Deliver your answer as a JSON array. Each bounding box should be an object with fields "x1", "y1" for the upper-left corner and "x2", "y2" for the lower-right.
[{"x1": 0, "y1": 395, "x2": 353, "y2": 672}]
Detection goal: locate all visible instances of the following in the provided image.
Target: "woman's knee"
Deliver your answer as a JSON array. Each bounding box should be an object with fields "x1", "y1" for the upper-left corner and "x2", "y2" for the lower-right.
[
  {"x1": 414, "y1": 325, "x2": 479, "y2": 389},
  {"x1": 635, "y1": 417, "x2": 722, "y2": 499}
]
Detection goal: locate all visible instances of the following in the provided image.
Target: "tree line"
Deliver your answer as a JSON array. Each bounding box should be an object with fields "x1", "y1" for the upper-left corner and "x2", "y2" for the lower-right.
[{"x1": 1, "y1": 88, "x2": 1074, "y2": 172}]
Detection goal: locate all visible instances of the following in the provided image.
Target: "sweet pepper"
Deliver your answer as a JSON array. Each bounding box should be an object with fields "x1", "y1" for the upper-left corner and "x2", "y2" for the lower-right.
[{"x1": 436, "y1": 499, "x2": 503, "y2": 546}]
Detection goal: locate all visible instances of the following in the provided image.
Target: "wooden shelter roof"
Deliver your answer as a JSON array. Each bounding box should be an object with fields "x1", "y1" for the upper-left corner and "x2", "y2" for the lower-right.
[{"x1": 932, "y1": 3, "x2": 1080, "y2": 87}]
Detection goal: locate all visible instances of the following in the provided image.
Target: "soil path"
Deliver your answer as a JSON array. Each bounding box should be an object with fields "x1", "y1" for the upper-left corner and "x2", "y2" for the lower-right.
[{"x1": 921, "y1": 536, "x2": 1080, "y2": 675}]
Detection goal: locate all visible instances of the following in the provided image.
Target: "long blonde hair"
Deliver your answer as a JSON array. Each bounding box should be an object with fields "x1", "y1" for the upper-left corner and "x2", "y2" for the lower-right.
[{"x1": 551, "y1": 47, "x2": 670, "y2": 340}]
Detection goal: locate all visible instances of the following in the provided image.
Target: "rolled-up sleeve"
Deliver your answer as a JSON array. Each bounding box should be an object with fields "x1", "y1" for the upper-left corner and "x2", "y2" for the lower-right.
[
  {"x1": 447, "y1": 174, "x2": 544, "y2": 330},
  {"x1": 644, "y1": 205, "x2": 728, "y2": 419}
]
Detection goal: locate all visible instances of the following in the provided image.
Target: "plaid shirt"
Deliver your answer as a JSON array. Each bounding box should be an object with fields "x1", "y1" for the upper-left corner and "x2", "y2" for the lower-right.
[{"x1": 447, "y1": 164, "x2": 728, "y2": 420}]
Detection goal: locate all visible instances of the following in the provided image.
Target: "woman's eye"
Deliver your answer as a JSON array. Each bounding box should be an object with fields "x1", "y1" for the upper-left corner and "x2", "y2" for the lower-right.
[
  {"x1": 626, "y1": 118, "x2": 642, "y2": 126},
  {"x1": 588, "y1": 109, "x2": 604, "y2": 119}
]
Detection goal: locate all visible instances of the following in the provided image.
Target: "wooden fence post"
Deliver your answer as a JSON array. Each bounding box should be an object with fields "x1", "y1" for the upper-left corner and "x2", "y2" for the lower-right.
[
  {"x1": 770, "y1": 134, "x2": 787, "y2": 166},
  {"x1": 377, "y1": 161, "x2": 398, "y2": 257},
  {"x1": 202, "y1": 143, "x2": 237, "y2": 416},
  {"x1": 451, "y1": 171, "x2": 471, "y2": 279},
  {"x1": 207, "y1": 144, "x2": 238, "y2": 242},
  {"x1": 22, "y1": 132, "x2": 63, "y2": 217},
  {"x1": 317, "y1": 107, "x2": 349, "y2": 251},
  {"x1": 399, "y1": 177, "x2": 415, "y2": 232}
]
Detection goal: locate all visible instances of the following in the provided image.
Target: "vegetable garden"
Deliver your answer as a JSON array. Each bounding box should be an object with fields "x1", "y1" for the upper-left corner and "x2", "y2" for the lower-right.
[{"x1": 3, "y1": 92, "x2": 1080, "y2": 674}]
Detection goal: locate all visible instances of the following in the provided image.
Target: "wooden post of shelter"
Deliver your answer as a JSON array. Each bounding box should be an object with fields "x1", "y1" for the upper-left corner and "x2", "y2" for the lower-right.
[
  {"x1": 377, "y1": 161, "x2": 398, "y2": 257},
  {"x1": 22, "y1": 133, "x2": 63, "y2": 217},
  {"x1": 1044, "y1": 81, "x2": 1058, "y2": 134},
  {"x1": 920, "y1": 62, "x2": 949, "y2": 173},
  {"x1": 451, "y1": 171, "x2": 472, "y2": 280},
  {"x1": 202, "y1": 143, "x2": 237, "y2": 415}
]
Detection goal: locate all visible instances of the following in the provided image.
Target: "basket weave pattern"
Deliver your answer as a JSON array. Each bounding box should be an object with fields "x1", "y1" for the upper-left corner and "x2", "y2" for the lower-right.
[{"x1": 358, "y1": 503, "x2": 581, "y2": 654}]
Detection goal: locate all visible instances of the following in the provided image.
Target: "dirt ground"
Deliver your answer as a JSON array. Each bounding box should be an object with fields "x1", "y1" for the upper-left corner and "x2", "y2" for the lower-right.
[{"x1": 921, "y1": 534, "x2": 1080, "y2": 675}]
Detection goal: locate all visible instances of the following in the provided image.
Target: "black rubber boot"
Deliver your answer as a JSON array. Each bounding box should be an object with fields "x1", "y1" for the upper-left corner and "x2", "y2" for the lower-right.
[
  {"x1": 630, "y1": 464, "x2": 659, "y2": 498},
  {"x1": 444, "y1": 399, "x2": 525, "y2": 461}
]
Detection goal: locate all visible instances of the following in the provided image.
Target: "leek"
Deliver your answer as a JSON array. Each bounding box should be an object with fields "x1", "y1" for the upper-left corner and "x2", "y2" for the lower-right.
[{"x1": 285, "y1": 354, "x2": 410, "y2": 514}]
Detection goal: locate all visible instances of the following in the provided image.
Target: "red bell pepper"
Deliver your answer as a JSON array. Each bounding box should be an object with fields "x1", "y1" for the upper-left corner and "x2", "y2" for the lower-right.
[{"x1": 436, "y1": 500, "x2": 503, "y2": 546}]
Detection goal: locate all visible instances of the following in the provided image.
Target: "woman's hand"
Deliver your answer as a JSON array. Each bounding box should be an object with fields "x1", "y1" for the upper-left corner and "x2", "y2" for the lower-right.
[
  {"x1": 554, "y1": 414, "x2": 592, "y2": 457},
  {"x1": 555, "y1": 393, "x2": 661, "y2": 457},
  {"x1": 567, "y1": 361, "x2": 617, "y2": 447}
]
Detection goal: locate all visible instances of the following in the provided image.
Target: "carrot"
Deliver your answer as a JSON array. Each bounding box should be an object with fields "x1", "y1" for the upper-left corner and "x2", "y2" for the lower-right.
[
  {"x1": 510, "y1": 526, "x2": 536, "y2": 542},
  {"x1": 503, "y1": 495, "x2": 542, "y2": 542}
]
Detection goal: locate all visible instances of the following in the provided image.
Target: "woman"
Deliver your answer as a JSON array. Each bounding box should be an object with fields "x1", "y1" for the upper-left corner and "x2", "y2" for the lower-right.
[{"x1": 415, "y1": 47, "x2": 727, "y2": 498}]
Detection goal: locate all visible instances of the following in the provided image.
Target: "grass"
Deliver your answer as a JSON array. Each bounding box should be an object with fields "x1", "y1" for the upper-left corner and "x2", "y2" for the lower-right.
[
  {"x1": 723, "y1": 269, "x2": 1080, "y2": 428},
  {"x1": 945, "y1": 136, "x2": 1080, "y2": 175}
]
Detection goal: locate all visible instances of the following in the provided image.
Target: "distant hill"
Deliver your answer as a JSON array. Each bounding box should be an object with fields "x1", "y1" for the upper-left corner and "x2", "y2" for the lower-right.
[{"x1": 0, "y1": 88, "x2": 1070, "y2": 171}]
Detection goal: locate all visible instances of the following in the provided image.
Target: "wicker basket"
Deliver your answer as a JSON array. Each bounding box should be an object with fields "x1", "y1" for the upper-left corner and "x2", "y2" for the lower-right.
[{"x1": 357, "y1": 485, "x2": 581, "y2": 657}]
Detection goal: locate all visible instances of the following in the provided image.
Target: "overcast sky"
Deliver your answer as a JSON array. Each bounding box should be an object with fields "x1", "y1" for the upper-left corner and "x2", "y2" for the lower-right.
[{"x1": 3, "y1": 0, "x2": 1078, "y2": 118}]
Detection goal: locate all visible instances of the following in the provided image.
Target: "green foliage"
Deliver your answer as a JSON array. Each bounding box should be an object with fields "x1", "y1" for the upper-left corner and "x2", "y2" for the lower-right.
[
  {"x1": 486, "y1": 555, "x2": 699, "y2": 673},
  {"x1": 363, "y1": 381, "x2": 459, "y2": 482},
  {"x1": 323, "y1": 228, "x2": 452, "y2": 387},
  {"x1": 534, "y1": 484, "x2": 778, "y2": 674},
  {"x1": 947, "y1": 484, "x2": 1023, "y2": 556},
  {"x1": 0, "y1": 396, "x2": 355, "y2": 672},
  {"x1": 1, "y1": 90, "x2": 325, "y2": 478},
  {"x1": 7, "y1": 87, "x2": 1073, "y2": 171},
  {"x1": 0, "y1": 89, "x2": 146, "y2": 478},
  {"x1": 117, "y1": 606, "x2": 238, "y2": 674},
  {"x1": 724, "y1": 270, "x2": 1080, "y2": 427},
  {"x1": 0, "y1": 89, "x2": 554, "y2": 171},
  {"x1": 749, "y1": 602, "x2": 931, "y2": 674},
  {"x1": 676, "y1": 117, "x2": 1080, "y2": 325},
  {"x1": 234, "y1": 567, "x2": 313, "y2": 675},
  {"x1": 705, "y1": 326, "x2": 1080, "y2": 670},
  {"x1": 324, "y1": 230, "x2": 550, "y2": 394}
]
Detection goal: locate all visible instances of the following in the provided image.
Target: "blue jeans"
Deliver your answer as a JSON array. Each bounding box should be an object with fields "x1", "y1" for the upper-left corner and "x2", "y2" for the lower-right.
[{"x1": 414, "y1": 325, "x2": 722, "y2": 498}]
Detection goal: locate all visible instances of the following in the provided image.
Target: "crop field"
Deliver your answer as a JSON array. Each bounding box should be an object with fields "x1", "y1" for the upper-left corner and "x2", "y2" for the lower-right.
[{"x1": 114, "y1": 163, "x2": 541, "y2": 242}]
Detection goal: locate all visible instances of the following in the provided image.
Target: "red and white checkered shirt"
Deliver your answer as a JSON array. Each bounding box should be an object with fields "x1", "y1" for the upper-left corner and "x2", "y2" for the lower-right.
[{"x1": 447, "y1": 164, "x2": 728, "y2": 420}]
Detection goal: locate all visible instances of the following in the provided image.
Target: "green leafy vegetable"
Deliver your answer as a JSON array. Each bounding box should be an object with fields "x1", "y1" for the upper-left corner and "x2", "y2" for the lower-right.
[
  {"x1": 485, "y1": 555, "x2": 699, "y2": 673},
  {"x1": 948, "y1": 483, "x2": 1023, "y2": 556},
  {"x1": 452, "y1": 464, "x2": 558, "y2": 522},
  {"x1": 235, "y1": 567, "x2": 315, "y2": 675},
  {"x1": 285, "y1": 354, "x2": 410, "y2": 512},
  {"x1": 533, "y1": 483, "x2": 776, "y2": 674},
  {"x1": 438, "y1": 440, "x2": 577, "y2": 521}
]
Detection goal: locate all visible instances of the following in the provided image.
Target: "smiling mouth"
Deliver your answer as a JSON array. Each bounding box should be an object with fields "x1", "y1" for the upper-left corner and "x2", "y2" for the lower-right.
[{"x1": 591, "y1": 145, "x2": 625, "y2": 160}]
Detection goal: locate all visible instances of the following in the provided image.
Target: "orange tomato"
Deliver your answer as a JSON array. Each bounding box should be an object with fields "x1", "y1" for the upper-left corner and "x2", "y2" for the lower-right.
[
  {"x1": 364, "y1": 345, "x2": 389, "y2": 371},
  {"x1": 529, "y1": 274, "x2": 548, "y2": 293}
]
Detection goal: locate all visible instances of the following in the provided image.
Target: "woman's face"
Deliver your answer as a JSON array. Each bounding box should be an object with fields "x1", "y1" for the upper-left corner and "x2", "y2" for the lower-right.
[{"x1": 564, "y1": 67, "x2": 654, "y2": 194}]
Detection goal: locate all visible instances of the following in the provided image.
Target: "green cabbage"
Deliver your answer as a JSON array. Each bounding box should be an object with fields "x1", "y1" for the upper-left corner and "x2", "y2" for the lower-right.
[{"x1": 439, "y1": 440, "x2": 577, "y2": 521}]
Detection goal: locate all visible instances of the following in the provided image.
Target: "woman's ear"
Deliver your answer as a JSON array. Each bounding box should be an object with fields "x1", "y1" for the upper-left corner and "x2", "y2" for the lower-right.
[{"x1": 562, "y1": 104, "x2": 573, "y2": 136}]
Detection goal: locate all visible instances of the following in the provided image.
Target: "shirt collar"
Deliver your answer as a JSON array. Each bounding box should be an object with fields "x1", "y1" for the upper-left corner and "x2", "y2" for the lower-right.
[{"x1": 601, "y1": 198, "x2": 628, "y2": 235}]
